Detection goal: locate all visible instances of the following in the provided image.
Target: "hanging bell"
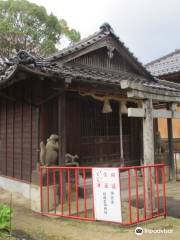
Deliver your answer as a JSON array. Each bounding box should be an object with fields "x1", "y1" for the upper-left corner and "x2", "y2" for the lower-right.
[
  {"x1": 102, "y1": 97, "x2": 112, "y2": 113},
  {"x1": 121, "y1": 101, "x2": 128, "y2": 114}
]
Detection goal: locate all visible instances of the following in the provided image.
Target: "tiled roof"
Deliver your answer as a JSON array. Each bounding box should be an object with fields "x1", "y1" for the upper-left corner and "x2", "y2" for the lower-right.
[
  {"x1": 47, "y1": 23, "x2": 142, "y2": 65},
  {"x1": 47, "y1": 23, "x2": 153, "y2": 80},
  {"x1": 57, "y1": 65, "x2": 180, "y2": 93},
  {"x1": 1, "y1": 24, "x2": 180, "y2": 95},
  {"x1": 2, "y1": 56, "x2": 180, "y2": 93},
  {"x1": 0, "y1": 23, "x2": 154, "y2": 85},
  {"x1": 16, "y1": 62, "x2": 180, "y2": 93},
  {"x1": 146, "y1": 49, "x2": 180, "y2": 76},
  {"x1": 46, "y1": 24, "x2": 112, "y2": 61},
  {"x1": 0, "y1": 63, "x2": 17, "y2": 84},
  {"x1": 37, "y1": 62, "x2": 148, "y2": 85}
]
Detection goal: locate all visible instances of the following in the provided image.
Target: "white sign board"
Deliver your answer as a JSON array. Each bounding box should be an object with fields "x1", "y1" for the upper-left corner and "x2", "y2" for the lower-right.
[{"x1": 92, "y1": 168, "x2": 122, "y2": 223}]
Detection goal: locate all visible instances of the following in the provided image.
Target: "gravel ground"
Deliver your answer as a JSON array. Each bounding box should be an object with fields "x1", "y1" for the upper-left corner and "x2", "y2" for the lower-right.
[{"x1": 0, "y1": 181, "x2": 180, "y2": 240}]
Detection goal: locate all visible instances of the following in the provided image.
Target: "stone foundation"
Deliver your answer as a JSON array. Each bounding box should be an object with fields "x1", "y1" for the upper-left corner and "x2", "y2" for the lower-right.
[
  {"x1": 30, "y1": 184, "x2": 59, "y2": 212},
  {"x1": 0, "y1": 175, "x2": 59, "y2": 213}
]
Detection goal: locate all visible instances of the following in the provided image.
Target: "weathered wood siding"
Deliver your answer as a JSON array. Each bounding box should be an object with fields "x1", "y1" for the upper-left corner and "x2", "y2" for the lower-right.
[
  {"x1": 66, "y1": 92, "x2": 81, "y2": 157},
  {"x1": 66, "y1": 93, "x2": 142, "y2": 166},
  {"x1": 0, "y1": 84, "x2": 39, "y2": 182},
  {"x1": 72, "y1": 47, "x2": 139, "y2": 74},
  {"x1": 162, "y1": 138, "x2": 180, "y2": 152}
]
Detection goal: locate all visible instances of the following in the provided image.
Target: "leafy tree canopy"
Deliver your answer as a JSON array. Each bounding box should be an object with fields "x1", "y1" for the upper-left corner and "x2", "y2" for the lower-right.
[{"x1": 0, "y1": 0, "x2": 81, "y2": 57}]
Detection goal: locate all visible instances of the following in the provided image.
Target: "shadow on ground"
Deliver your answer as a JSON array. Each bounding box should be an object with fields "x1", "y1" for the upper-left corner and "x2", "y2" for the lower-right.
[{"x1": 167, "y1": 197, "x2": 180, "y2": 218}]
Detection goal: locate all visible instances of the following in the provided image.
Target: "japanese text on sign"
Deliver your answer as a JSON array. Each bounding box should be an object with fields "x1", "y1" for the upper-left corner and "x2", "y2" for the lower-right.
[{"x1": 92, "y1": 168, "x2": 122, "y2": 223}]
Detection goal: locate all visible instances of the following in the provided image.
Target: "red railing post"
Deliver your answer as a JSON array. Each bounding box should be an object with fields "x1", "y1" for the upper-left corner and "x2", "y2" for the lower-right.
[
  {"x1": 53, "y1": 168, "x2": 57, "y2": 213},
  {"x1": 83, "y1": 168, "x2": 87, "y2": 218},
  {"x1": 67, "y1": 168, "x2": 71, "y2": 215},
  {"x1": 162, "y1": 165, "x2": 167, "y2": 218},
  {"x1": 149, "y1": 166, "x2": 153, "y2": 217},
  {"x1": 128, "y1": 169, "x2": 132, "y2": 224},
  {"x1": 75, "y1": 168, "x2": 79, "y2": 216},
  {"x1": 46, "y1": 168, "x2": 50, "y2": 212},
  {"x1": 135, "y1": 169, "x2": 139, "y2": 222},
  {"x1": 142, "y1": 167, "x2": 146, "y2": 220},
  {"x1": 60, "y1": 168, "x2": 64, "y2": 215},
  {"x1": 39, "y1": 166, "x2": 43, "y2": 214},
  {"x1": 91, "y1": 168, "x2": 95, "y2": 220},
  {"x1": 39, "y1": 164, "x2": 167, "y2": 225},
  {"x1": 155, "y1": 166, "x2": 160, "y2": 214}
]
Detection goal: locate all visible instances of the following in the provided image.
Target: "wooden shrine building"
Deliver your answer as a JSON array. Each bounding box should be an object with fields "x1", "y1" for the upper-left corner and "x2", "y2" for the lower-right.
[{"x1": 0, "y1": 23, "x2": 180, "y2": 187}]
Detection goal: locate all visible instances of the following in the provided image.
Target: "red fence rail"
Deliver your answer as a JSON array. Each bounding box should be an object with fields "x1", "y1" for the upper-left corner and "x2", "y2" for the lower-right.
[{"x1": 39, "y1": 164, "x2": 167, "y2": 226}]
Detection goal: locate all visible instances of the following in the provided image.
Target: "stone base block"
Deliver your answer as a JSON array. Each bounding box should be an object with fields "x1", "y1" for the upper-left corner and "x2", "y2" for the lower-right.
[{"x1": 30, "y1": 184, "x2": 59, "y2": 212}]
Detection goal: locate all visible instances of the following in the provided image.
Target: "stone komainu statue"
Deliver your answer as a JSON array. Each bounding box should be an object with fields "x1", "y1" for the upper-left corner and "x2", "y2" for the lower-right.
[
  {"x1": 155, "y1": 131, "x2": 165, "y2": 154},
  {"x1": 40, "y1": 134, "x2": 59, "y2": 166},
  {"x1": 65, "y1": 153, "x2": 79, "y2": 163}
]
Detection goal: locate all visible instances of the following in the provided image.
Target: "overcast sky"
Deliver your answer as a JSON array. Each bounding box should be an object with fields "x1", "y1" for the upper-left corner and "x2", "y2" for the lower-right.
[{"x1": 30, "y1": 0, "x2": 180, "y2": 64}]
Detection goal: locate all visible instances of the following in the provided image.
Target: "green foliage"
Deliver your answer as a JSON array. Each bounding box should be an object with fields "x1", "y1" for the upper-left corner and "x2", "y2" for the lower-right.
[
  {"x1": 0, "y1": 0, "x2": 81, "y2": 57},
  {"x1": 60, "y1": 19, "x2": 81, "y2": 43},
  {"x1": 0, "y1": 204, "x2": 12, "y2": 230}
]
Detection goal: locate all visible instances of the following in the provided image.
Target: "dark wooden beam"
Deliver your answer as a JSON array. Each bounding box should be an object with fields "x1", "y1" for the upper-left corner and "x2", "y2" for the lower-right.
[
  {"x1": 58, "y1": 91, "x2": 66, "y2": 165},
  {"x1": 119, "y1": 102, "x2": 124, "y2": 165},
  {"x1": 58, "y1": 90, "x2": 66, "y2": 199},
  {"x1": 39, "y1": 104, "x2": 45, "y2": 142},
  {"x1": 167, "y1": 118, "x2": 175, "y2": 180}
]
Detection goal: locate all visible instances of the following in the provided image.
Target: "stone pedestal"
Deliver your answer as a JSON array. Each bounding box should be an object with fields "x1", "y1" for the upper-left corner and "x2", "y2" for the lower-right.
[
  {"x1": 155, "y1": 152, "x2": 169, "y2": 182},
  {"x1": 31, "y1": 168, "x2": 59, "y2": 186},
  {"x1": 155, "y1": 152, "x2": 168, "y2": 165},
  {"x1": 30, "y1": 184, "x2": 59, "y2": 212},
  {"x1": 31, "y1": 169, "x2": 59, "y2": 212}
]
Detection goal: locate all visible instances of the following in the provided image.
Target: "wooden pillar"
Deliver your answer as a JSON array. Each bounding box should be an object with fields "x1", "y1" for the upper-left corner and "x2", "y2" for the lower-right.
[
  {"x1": 143, "y1": 99, "x2": 154, "y2": 165},
  {"x1": 143, "y1": 99, "x2": 155, "y2": 211},
  {"x1": 130, "y1": 118, "x2": 134, "y2": 163},
  {"x1": 39, "y1": 104, "x2": 45, "y2": 142},
  {"x1": 167, "y1": 118, "x2": 174, "y2": 179},
  {"x1": 58, "y1": 91, "x2": 67, "y2": 200},
  {"x1": 58, "y1": 91, "x2": 66, "y2": 165},
  {"x1": 119, "y1": 102, "x2": 124, "y2": 165}
]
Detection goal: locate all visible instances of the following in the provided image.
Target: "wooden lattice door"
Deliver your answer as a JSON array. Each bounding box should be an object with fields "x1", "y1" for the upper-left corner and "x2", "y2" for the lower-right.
[{"x1": 80, "y1": 97, "x2": 121, "y2": 165}]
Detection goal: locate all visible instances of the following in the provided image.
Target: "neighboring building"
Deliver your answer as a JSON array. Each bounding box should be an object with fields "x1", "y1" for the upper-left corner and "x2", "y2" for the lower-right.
[
  {"x1": 0, "y1": 23, "x2": 180, "y2": 198},
  {"x1": 146, "y1": 49, "x2": 180, "y2": 151}
]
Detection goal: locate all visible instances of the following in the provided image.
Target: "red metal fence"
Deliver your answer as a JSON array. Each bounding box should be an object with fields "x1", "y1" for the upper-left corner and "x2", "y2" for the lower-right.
[{"x1": 39, "y1": 164, "x2": 167, "y2": 226}]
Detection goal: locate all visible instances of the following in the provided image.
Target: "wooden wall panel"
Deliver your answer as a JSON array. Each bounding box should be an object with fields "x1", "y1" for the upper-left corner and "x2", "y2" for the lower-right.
[
  {"x1": 22, "y1": 103, "x2": 31, "y2": 181},
  {"x1": 31, "y1": 107, "x2": 39, "y2": 172},
  {"x1": 6, "y1": 101, "x2": 14, "y2": 177},
  {"x1": 14, "y1": 102, "x2": 23, "y2": 179},
  {"x1": 66, "y1": 92, "x2": 81, "y2": 156},
  {"x1": 72, "y1": 47, "x2": 137, "y2": 74},
  {"x1": 0, "y1": 99, "x2": 7, "y2": 175},
  {"x1": 0, "y1": 84, "x2": 39, "y2": 182}
]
